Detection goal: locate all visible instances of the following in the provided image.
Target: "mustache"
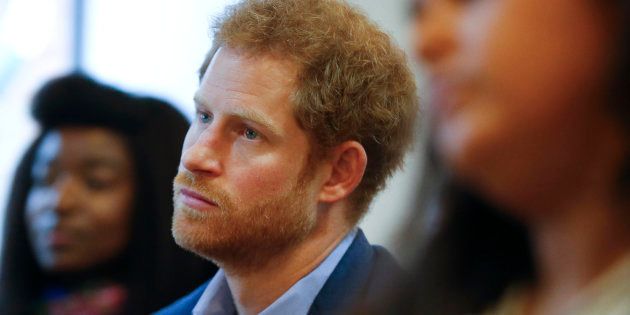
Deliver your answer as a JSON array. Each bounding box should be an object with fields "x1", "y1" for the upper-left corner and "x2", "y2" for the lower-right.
[{"x1": 173, "y1": 171, "x2": 233, "y2": 209}]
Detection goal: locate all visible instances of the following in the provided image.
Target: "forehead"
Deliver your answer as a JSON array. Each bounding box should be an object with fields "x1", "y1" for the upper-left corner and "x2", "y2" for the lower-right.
[
  {"x1": 195, "y1": 47, "x2": 300, "y2": 128},
  {"x1": 201, "y1": 47, "x2": 298, "y2": 91},
  {"x1": 35, "y1": 127, "x2": 132, "y2": 166}
]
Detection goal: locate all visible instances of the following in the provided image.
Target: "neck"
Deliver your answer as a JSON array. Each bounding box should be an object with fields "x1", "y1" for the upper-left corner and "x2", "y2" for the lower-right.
[
  {"x1": 223, "y1": 203, "x2": 352, "y2": 315},
  {"x1": 522, "y1": 118, "x2": 630, "y2": 314},
  {"x1": 526, "y1": 184, "x2": 630, "y2": 314}
]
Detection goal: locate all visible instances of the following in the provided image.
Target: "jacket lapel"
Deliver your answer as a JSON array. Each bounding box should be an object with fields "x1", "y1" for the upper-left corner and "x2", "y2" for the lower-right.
[
  {"x1": 154, "y1": 280, "x2": 209, "y2": 315},
  {"x1": 308, "y1": 229, "x2": 375, "y2": 315}
]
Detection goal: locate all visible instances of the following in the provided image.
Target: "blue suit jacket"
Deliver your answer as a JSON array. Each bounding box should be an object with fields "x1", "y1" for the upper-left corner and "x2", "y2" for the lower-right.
[{"x1": 155, "y1": 229, "x2": 401, "y2": 315}]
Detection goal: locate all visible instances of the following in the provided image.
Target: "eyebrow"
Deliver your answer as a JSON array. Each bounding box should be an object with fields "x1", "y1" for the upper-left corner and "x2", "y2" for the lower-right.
[
  {"x1": 193, "y1": 94, "x2": 283, "y2": 138},
  {"x1": 82, "y1": 158, "x2": 126, "y2": 170},
  {"x1": 32, "y1": 158, "x2": 128, "y2": 180}
]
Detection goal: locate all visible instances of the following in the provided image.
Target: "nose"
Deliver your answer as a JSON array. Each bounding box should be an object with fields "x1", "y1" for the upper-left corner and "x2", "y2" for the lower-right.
[
  {"x1": 180, "y1": 127, "x2": 224, "y2": 177},
  {"x1": 413, "y1": 1, "x2": 457, "y2": 67},
  {"x1": 54, "y1": 175, "x2": 79, "y2": 215}
]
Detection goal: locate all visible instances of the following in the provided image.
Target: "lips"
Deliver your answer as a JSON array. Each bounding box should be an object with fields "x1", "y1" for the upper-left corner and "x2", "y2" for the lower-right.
[
  {"x1": 429, "y1": 72, "x2": 480, "y2": 122},
  {"x1": 430, "y1": 77, "x2": 459, "y2": 121},
  {"x1": 178, "y1": 188, "x2": 219, "y2": 211},
  {"x1": 48, "y1": 229, "x2": 74, "y2": 247},
  {"x1": 37, "y1": 226, "x2": 77, "y2": 249}
]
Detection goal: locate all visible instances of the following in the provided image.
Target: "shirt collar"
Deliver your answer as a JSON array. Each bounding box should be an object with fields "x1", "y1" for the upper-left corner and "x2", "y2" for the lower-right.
[
  {"x1": 193, "y1": 269, "x2": 235, "y2": 315},
  {"x1": 193, "y1": 228, "x2": 358, "y2": 315}
]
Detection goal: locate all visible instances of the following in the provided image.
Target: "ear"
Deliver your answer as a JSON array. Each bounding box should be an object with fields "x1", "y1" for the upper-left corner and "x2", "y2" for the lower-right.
[{"x1": 318, "y1": 140, "x2": 367, "y2": 203}]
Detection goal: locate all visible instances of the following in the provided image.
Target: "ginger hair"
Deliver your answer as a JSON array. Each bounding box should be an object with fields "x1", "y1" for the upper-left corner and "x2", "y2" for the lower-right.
[{"x1": 200, "y1": 0, "x2": 418, "y2": 224}]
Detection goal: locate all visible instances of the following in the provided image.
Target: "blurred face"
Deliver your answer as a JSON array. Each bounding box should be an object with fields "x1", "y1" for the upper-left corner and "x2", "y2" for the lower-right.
[
  {"x1": 414, "y1": 0, "x2": 621, "y2": 213},
  {"x1": 172, "y1": 48, "x2": 321, "y2": 269},
  {"x1": 25, "y1": 127, "x2": 135, "y2": 272}
]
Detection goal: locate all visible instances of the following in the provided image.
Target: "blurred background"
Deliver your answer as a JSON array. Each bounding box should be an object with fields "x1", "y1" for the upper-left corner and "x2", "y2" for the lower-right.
[{"x1": 0, "y1": 0, "x2": 425, "y2": 255}]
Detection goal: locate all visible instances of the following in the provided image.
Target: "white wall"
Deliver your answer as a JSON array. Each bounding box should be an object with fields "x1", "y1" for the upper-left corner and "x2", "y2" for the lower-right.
[{"x1": 0, "y1": 0, "x2": 74, "y2": 248}]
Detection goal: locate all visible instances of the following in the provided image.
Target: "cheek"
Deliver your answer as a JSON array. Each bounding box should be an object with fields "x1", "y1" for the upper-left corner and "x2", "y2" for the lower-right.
[
  {"x1": 229, "y1": 155, "x2": 302, "y2": 202},
  {"x1": 480, "y1": 0, "x2": 612, "y2": 111},
  {"x1": 24, "y1": 188, "x2": 56, "y2": 229},
  {"x1": 23, "y1": 188, "x2": 58, "y2": 257},
  {"x1": 239, "y1": 164, "x2": 292, "y2": 195},
  {"x1": 447, "y1": 0, "x2": 614, "y2": 166},
  {"x1": 87, "y1": 185, "x2": 134, "y2": 249}
]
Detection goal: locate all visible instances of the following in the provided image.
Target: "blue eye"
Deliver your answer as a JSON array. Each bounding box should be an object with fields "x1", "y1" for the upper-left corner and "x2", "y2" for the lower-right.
[
  {"x1": 244, "y1": 128, "x2": 258, "y2": 140},
  {"x1": 199, "y1": 112, "x2": 212, "y2": 124}
]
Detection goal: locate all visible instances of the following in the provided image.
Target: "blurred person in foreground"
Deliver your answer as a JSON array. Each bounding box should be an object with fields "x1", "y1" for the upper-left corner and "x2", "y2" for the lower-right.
[
  {"x1": 156, "y1": 0, "x2": 418, "y2": 314},
  {"x1": 0, "y1": 74, "x2": 218, "y2": 314},
  {"x1": 387, "y1": 0, "x2": 630, "y2": 314}
]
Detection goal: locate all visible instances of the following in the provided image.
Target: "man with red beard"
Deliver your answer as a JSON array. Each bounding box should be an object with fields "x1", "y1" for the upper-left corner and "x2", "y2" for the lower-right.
[{"x1": 156, "y1": 0, "x2": 417, "y2": 314}]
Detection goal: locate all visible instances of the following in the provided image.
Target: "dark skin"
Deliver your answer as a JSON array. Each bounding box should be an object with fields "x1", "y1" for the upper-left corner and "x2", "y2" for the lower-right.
[
  {"x1": 414, "y1": 0, "x2": 629, "y2": 313},
  {"x1": 25, "y1": 127, "x2": 135, "y2": 274}
]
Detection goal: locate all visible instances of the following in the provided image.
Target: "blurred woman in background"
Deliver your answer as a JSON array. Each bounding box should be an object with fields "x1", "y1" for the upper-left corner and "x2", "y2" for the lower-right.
[
  {"x1": 395, "y1": 0, "x2": 630, "y2": 314},
  {"x1": 0, "y1": 74, "x2": 217, "y2": 314}
]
